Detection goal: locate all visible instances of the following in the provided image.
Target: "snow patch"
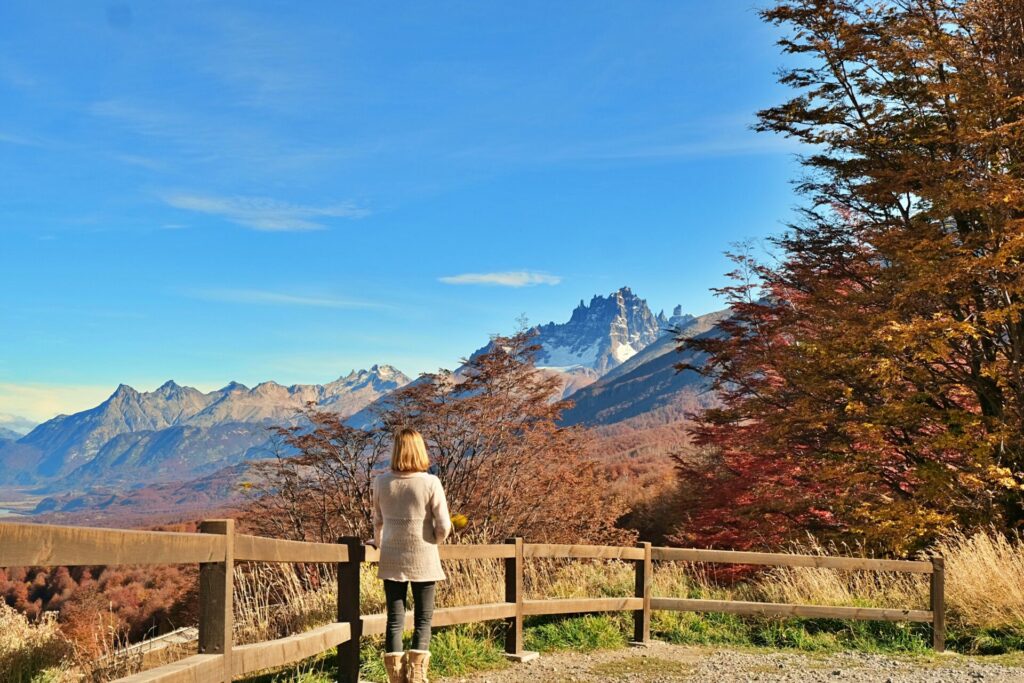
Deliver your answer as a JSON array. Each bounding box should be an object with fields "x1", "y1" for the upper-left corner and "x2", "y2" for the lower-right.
[
  {"x1": 611, "y1": 342, "x2": 637, "y2": 363},
  {"x1": 538, "y1": 342, "x2": 600, "y2": 368}
]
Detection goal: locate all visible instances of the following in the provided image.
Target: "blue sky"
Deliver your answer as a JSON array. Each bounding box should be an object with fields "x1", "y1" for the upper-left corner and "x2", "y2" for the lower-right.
[{"x1": 0, "y1": 1, "x2": 801, "y2": 423}]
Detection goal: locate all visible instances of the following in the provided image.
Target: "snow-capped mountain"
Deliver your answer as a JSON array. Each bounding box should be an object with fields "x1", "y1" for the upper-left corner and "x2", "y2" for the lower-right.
[
  {"x1": 0, "y1": 286, "x2": 725, "y2": 508},
  {"x1": 348, "y1": 287, "x2": 695, "y2": 427},
  {"x1": 0, "y1": 365, "x2": 410, "y2": 487},
  {"x1": 529, "y1": 286, "x2": 664, "y2": 374},
  {"x1": 560, "y1": 308, "x2": 730, "y2": 426}
]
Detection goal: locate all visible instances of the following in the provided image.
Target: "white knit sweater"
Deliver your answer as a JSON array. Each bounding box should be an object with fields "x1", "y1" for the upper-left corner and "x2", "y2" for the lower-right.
[{"x1": 372, "y1": 471, "x2": 452, "y2": 582}]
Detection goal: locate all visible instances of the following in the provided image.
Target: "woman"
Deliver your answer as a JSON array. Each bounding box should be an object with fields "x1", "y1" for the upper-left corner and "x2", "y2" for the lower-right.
[{"x1": 373, "y1": 427, "x2": 452, "y2": 683}]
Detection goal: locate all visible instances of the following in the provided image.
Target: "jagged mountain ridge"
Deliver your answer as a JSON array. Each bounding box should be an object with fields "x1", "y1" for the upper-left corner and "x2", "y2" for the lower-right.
[
  {"x1": 0, "y1": 288, "x2": 726, "y2": 512},
  {"x1": 0, "y1": 364, "x2": 410, "y2": 486},
  {"x1": 527, "y1": 286, "x2": 668, "y2": 374},
  {"x1": 559, "y1": 309, "x2": 729, "y2": 426},
  {"x1": 347, "y1": 288, "x2": 696, "y2": 428}
]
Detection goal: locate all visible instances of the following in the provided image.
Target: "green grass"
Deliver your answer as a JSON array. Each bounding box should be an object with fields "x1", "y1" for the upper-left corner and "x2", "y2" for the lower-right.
[
  {"x1": 525, "y1": 614, "x2": 629, "y2": 653},
  {"x1": 359, "y1": 625, "x2": 509, "y2": 682},
  {"x1": 234, "y1": 614, "x2": 1024, "y2": 682},
  {"x1": 651, "y1": 609, "x2": 934, "y2": 654},
  {"x1": 948, "y1": 626, "x2": 1024, "y2": 655},
  {"x1": 28, "y1": 670, "x2": 73, "y2": 683},
  {"x1": 240, "y1": 649, "x2": 336, "y2": 683}
]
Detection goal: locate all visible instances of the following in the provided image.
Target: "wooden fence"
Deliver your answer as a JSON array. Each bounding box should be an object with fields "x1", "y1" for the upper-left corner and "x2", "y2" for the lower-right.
[{"x1": 0, "y1": 521, "x2": 945, "y2": 683}]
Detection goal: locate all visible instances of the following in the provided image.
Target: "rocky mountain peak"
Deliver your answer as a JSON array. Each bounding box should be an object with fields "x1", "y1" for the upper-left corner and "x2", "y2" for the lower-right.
[
  {"x1": 524, "y1": 286, "x2": 662, "y2": 375},
  {"x1": 111, "y1": 383, "x2": 139, "y2": 398},
  {"x1": 155, "y1": 380, "x2": 185, "y2": 397},
  {"x1": 666, "y1": 305, "x2": 695, "y2": 331},
  {"x1": 653, "y1": 304, "x2": 696, "y2": 336},
  {"x1": 327, "y1": 365, "x2": 411, "y2": 395}
]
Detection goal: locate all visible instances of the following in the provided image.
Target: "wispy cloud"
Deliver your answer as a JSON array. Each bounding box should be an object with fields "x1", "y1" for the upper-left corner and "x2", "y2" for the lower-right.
[
  {"x1": 0, "y1": 412, "x2": 38, "y2": 435},
  {"x1": 451, "y1": 115, "x2": 805, "y2": 165},
  {"x1": 183, "y1": 287, "x2": 384, "y2": 309},
  {"x1": 0, "y1": 57, "x2": 37, "y2": 89},
  {"x1": 196, "y1": 8, "x2": 329, "y2": 112},
  {"x1": 89, "y1": 99, "x2": 359, "y2": 172},
  {"x1": 0, "y1": 131, "x2": 46, "y2": 147},
  {"x1": 113, "y1": 153, "x2": 166, "y2": 170},
  {"x1": 162, "y1": 192, "x2": 367, "y2": 231},
  {"x1": 0, "y1": 383, "x2": 115, "y2": 423},
  {"x1": 439, "y1": 271, "x2": 562, "y2": 287},
  {"x1": 571, "y1": 134, "x2": 804, "y2": 161}
]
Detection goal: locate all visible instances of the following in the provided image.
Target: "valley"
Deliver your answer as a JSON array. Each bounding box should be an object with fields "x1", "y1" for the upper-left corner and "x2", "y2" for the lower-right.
[{"x1": 0, "y1": 286, "x2": 725, "y2": 524}]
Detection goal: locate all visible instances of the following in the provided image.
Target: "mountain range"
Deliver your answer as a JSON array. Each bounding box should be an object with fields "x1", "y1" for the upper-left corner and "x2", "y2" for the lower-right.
[
  {"x1": 530, "y1": 286, "x2": 675, "y2": 373},
  {"x1": 0, "y1": 287, "x2": 725, "y2": 516},
  {"x1": 560, "y1": 308, "x2": 728, "y2": 426},
  {"x1": 0, "y1": 413, "x2": 37, "y2": 438},
  {"x1": 458, "y1": 286, "x2": 695, "y2": 401},
  {"x1": 0, "y1": 365, "x2": 410, "y2": 488}
]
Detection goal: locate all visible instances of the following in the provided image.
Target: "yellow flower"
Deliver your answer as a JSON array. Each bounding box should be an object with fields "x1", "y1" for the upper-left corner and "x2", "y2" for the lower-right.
[{"x1": 451, "y1": 513, "x2": 469, "y2": 531}]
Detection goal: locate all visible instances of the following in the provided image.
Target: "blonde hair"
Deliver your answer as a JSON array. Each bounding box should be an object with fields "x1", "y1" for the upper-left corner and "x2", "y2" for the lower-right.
[{"x1": 391, "y1": 428, "x2": 430, "y2": 472}]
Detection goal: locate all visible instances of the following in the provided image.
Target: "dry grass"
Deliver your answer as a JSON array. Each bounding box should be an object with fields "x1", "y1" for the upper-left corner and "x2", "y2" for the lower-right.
[
  {"x1": 936, "y1": 530, "x2": 1024, "y2": 630},
  {"x1": 205, "y1": 529, "x2": 1024, "y2": 648},
  {"x1": 8, "y1": 529, "x2": 1024, "y2": 681},
  {"x1": 234, "y1": 563, "x2": 338, "y2": 645},
  {"x1": 0, "y1": 601, "x2": 72, "y2": 683},
  {"x1": 758, "y1": 538, "x2": 930, "y2": 611},
  {"x1": 438, "y1": 559, "x2": 505, "y2": 606},
  {"x1": 755, "y1": 530, "x2": 1024, "y2": 634}
]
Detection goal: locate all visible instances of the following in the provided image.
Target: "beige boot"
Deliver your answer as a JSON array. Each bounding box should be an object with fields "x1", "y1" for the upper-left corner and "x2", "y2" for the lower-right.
[
  {"x1": 404, "y1": 649, "x2": 431, "y2": 683},
  {"x1": 383, "y1": 651, "x2": 406, "y2": 683}
]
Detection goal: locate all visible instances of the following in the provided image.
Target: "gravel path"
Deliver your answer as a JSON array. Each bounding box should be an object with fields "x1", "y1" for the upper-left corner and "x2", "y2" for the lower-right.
[{"x1": 441, "y1": 642, "x2": 1024, "y2": 682}]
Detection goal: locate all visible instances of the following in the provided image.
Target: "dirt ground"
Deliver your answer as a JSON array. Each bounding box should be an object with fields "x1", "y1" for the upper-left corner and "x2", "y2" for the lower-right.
[{"x1": 441, "y1": 641, "x2": 1024, "y2": 682}]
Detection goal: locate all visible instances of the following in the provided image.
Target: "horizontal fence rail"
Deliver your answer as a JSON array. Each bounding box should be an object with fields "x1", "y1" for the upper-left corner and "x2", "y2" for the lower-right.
[
  {"x1": 0, "y1": 522, "x2": 226, "y2": 567},
  {"x1": 0, "y1": 521, "x2": 946, "y2": 683},
  {"x1": 523, "y1": 543, "x2": 646, "y2": 560},
  {"x1": 651, "y1": 598, "x2": 934, "y2": 623},
  {"x1": 234, "y1": 534, "x2": 349, "y2": 564},
  {"x1": 651, "y1": 546, "x2": 934, "y2": 573}
]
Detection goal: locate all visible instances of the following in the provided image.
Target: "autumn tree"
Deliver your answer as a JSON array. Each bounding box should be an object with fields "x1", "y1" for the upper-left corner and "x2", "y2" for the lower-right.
[
  {"x1": 248, "y1": 330, "x2": 632, "y2": 546},
  {"x1": 677, "y1": 0, "x2": 1024, "y2": 553},
  {"x1": 247, "y1": 418, "x2": 390, "y2": 543}
]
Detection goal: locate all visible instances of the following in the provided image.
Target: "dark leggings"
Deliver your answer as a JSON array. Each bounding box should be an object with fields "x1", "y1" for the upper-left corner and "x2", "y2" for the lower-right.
[{"x1": 384, "y1": 580, "x2": 436, "y2": 652}]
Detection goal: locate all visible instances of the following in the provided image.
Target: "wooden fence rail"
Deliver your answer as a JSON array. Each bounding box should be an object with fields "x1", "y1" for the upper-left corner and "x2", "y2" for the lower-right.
[{"x1": 0, "y1": 521, "x2": 945, "y2": 683}]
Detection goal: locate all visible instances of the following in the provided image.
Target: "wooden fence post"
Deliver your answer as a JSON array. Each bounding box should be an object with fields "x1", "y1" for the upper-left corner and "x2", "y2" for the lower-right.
[
  {"x1": 336, "y1": 536, "x2": 363, "y2": 683},
  {"x1": 504, "y1": 537, "x2": 537, "y2": 662},
  {"x1": 931, "y1": 555, "x2": 945, "y2": 652},
  {"x1": 631, "y1": 541, "x2": 652, "y2": 646},
  {"x1": 198, "y1": 519, "x2": 234, "y2": 683}
]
